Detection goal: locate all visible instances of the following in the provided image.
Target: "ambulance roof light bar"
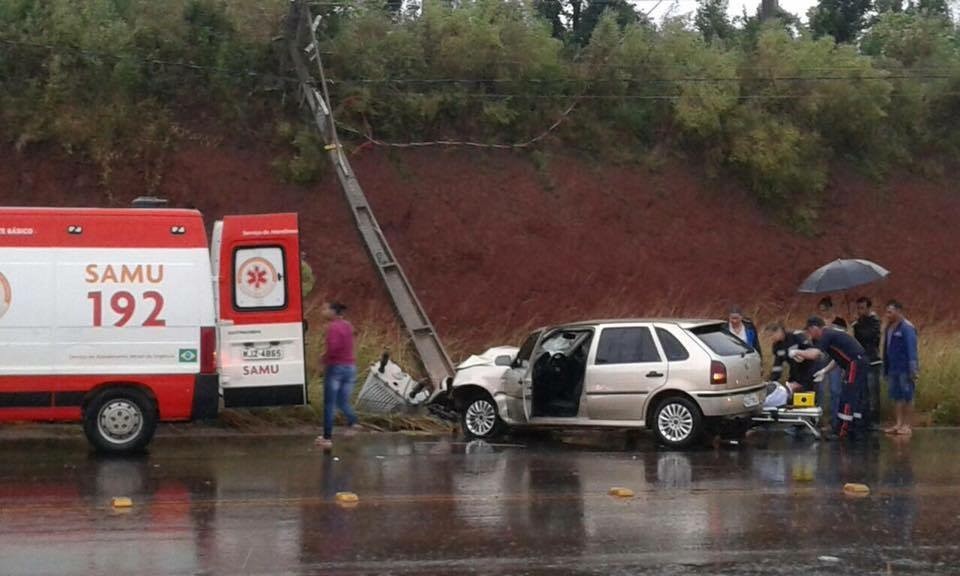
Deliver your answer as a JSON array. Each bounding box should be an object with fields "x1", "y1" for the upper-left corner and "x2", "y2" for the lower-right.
[{"x1": 132, "y1": 196, "x2": 169, "y2": 209}]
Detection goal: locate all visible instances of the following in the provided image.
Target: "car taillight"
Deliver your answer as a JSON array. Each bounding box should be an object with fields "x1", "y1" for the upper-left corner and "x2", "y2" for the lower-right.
[
  {"x1": 710, "y1": 361, "x2": 727, "y2": 385},
  {"x1": 200, "y1": 327, "x2": 217, "y2": 374}
]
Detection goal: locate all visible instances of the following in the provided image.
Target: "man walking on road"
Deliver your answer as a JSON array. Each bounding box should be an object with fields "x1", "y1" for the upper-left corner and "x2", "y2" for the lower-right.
[
  {"x1": 884, "y1": 300, "x2": 919, "y2": 436},
  {"x1": 853, "y1": 297, "x2": 883, "y2": 425},
  {"x1": 315, "y1": 302, "x2": 359, "y2": 449},
  {"x1": 793, "y1": 317, "x2": 870, "y2": 439}
]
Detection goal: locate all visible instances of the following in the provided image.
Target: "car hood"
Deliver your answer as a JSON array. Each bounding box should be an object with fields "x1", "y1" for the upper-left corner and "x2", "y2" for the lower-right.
[{"x1": 456, "y1": 346, "x2": 520, "y2": 370}]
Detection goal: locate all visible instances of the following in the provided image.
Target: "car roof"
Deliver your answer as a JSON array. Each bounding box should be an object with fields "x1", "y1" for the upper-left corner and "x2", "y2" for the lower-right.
[{"x1": 552, "y1": 318, "x2": 725, "y2": 330}]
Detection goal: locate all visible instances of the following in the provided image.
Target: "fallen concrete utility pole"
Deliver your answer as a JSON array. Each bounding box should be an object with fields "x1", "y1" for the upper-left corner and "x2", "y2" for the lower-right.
[{"x1": 285, "y1": 1, "x2": 455, "y2": 392}]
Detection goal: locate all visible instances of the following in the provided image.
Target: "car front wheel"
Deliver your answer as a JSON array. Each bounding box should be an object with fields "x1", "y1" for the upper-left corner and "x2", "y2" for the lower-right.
[
  {"x1": 653, "y1": 396, "x2": 703, "y2": 449},
  {"x1": 461, "y1": 394, "x2": 504, "y2": 440}
]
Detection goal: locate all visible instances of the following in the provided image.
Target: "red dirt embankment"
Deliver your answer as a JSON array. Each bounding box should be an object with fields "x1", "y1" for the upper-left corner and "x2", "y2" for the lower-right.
[{"x1": 3, "y1": 143, "x2": 958, "y2": 345}]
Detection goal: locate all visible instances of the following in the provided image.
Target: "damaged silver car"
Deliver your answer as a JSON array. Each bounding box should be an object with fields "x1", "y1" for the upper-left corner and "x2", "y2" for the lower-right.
[{"x1": 451, "y1": 320, "x2": 765, "y2": 448}]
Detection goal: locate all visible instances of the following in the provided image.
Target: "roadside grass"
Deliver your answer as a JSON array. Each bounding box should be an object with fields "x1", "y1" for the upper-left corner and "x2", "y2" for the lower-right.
[{"x1": 915, "y1": 332, "x2": 960, "y2": 425}]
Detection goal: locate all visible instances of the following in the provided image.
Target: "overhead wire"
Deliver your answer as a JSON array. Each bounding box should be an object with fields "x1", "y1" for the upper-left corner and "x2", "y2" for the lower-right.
[{"x1": 3, "y1": 37, "x2": 956, "y2": 90}]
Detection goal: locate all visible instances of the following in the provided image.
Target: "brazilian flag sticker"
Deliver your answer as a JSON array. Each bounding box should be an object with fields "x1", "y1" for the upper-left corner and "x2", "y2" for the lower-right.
[{"x1": 179, "y1": 348, "x2": 198, "y2": 363}]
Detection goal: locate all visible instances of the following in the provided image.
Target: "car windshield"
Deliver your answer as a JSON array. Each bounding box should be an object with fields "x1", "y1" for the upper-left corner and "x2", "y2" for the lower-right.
[
  {"x1": 540, "y1": 331, "x2": 584, "y2": 355},
  {"x1": 515, "y1": 330, "x2": 543, "y2": 365},
  {"x1": 690, "y1": 324, "x2": 753, "y2": 357}
]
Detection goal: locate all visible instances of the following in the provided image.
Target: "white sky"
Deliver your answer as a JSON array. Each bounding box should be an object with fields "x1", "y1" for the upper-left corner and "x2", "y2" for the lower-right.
[
  {"x1": 639, "y1": 0, "x2": 819, "y2": 22},
  {"x1": 640, "y1": 0, "x2": 959, "y2": 22}
]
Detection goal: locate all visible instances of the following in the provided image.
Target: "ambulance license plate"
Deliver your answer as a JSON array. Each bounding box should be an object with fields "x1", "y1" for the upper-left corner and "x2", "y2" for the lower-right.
[
  {"x1": 243, "y1": 348, "x2": 284, "y2": 361},
  {"x1": 743, "y1": 392, "x2": 760, "y2": 408}
]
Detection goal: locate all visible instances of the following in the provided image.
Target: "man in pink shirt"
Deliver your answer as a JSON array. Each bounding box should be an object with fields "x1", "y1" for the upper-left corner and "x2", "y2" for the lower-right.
[{"x1": 315, "y1": 302, "x2": 358, "y2": 448}]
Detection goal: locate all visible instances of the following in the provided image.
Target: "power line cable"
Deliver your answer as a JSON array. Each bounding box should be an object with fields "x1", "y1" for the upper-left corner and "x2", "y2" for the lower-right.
[
  {"x1": 4, "y1": 37, "x2": 956, "y2": 86},
  {"x1": 324, "y1": 73, "x2": 955, "y2": 83}
]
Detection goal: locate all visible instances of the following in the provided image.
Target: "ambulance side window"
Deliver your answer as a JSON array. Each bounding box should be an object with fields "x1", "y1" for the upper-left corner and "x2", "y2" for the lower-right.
[{"x1": 233, "y1": 246, "x2": 287, "y2": 311}]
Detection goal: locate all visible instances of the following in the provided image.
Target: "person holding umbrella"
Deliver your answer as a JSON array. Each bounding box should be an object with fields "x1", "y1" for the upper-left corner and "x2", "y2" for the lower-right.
[
  {"x1": 818, "y1": 297, "x2": 848, "y2": 330},
  {"x1": 853, "y1": 297, "x2": 883, "y2": 425},
  {"x1": 792, "y1": 317, "x2": 871, "y2": 439}
]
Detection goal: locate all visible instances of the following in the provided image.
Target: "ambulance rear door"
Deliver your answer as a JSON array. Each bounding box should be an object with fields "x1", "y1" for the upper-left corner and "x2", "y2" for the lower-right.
[{"x1": 214, "y1": 214, "x2": 307, "y2": 407}]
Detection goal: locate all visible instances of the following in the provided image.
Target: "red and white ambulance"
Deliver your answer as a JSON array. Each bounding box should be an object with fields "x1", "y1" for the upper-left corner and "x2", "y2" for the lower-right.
[{"x1": 0, "y1": 203, "x2": 307, "y2": 453}]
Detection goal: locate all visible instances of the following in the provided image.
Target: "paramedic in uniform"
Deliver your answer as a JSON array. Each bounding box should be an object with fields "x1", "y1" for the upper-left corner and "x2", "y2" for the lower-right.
[
  {"x1": 792, "y1": 317, "x2": 870, "y2": 439},
  {"x1": 765, "y1": 322, "x2": 819, "y2": 394}
]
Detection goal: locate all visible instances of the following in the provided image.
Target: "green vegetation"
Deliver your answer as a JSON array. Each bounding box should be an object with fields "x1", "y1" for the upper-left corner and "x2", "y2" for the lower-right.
[
  {"x1": 0, "y1": 0, "x2": 288, "y2": 180},
  {"x1": 5, "y1": 0, "x2": 957, "y2": 224},
  {"x1": 318, "y1": 0, "x2": 960, "y2": 227},
  {"x1": 916, "y1": 332, "x2": 960, "y2": 426}
]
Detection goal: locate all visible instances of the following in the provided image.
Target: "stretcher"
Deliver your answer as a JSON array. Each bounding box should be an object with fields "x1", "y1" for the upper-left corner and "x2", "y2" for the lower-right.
[{"x1": 752, "y1": 406, "x2": 823, "y2": 439}]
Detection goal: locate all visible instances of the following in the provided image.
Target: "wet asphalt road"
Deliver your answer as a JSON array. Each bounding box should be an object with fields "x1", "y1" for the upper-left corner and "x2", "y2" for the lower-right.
[{"x1": 1, "y1": 430, "x2": 958, "y2": 576}]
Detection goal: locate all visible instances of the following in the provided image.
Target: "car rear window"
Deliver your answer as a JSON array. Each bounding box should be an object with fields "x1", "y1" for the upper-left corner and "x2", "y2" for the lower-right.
[
  {"x1": 596, "y1": 327, "x2": 661, "y2": 364},
  {"x1": 689, "y1": 324, "x2": 753, "y2": 357},
  {"x1": 656, "y1": 328, "x2": 690, "y2": 361}
]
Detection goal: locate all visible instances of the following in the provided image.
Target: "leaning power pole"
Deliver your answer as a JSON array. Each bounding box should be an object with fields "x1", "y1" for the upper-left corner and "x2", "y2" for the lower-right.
[
  {"x1": 285, "y1": 1, "x2": 455, "y2": 391},
  {"x1": 759, "y1": 0, "x2": 780, "y2": 21}
]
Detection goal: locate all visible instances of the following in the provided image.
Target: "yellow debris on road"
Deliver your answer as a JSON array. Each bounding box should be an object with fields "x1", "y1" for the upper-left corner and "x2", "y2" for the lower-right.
[
  {"x1": 843, "y1": 483, "x2": 870, "y2": 497},
  {"x1": 336, "y1": 492, "x2": 359, "y2": 504}
]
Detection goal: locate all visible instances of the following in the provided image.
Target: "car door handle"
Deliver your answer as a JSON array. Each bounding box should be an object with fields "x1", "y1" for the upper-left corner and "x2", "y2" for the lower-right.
[{"x1": 646, "y1": 371, "x2": 664, "y2": 378}]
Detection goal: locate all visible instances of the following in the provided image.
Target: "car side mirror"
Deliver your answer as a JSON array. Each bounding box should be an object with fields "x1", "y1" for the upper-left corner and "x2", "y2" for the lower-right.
[
  {"x1": 495, "y1": 355, "x2": 514, "y2": 367},
  {"x1": 303, "y1": 320, "x2": 310, "y2": 333}
]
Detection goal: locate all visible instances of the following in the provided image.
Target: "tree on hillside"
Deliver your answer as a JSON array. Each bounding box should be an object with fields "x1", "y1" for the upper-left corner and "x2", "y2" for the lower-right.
[
  {"x1": 874, "y1": 0, "x2": 904, "y2": 12},
  {"x1": 809, "y1": 0, "x2": 874, "y2": 43},
  {"x1": 695, "y1": 0, "x2": 736, "y2": 43},
  {"x1": 532, "y1": 0, "x2": 643, "y2": 45},
  {"x1": 910, "y1": 0, "x2": 953, "y2": 17}
]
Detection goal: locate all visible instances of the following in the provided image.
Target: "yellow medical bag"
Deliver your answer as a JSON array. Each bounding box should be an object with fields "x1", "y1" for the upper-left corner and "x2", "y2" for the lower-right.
[{"x1": 793, "y1": 392, "x2": 815, "y2": 407}]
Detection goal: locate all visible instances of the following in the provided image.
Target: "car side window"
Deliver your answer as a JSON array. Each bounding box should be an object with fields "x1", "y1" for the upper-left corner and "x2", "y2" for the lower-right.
[
  {"x1": 595, "y1": 327, "x2": 661, "y2": 365},
  {"x1": 656, "y1": 328, "x2": 690, "y2": 361}
]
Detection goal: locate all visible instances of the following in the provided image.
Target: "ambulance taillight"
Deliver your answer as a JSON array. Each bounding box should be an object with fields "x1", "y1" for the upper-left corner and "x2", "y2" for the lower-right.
[{"x1": 200, "y1": 327, "x2": 217, "y2": 374}]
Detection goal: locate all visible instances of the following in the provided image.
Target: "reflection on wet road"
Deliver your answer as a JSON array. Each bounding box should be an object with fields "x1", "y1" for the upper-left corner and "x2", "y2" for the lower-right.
[{"x1": 1, "y1": 430, "x2": 959, "y2": 575}]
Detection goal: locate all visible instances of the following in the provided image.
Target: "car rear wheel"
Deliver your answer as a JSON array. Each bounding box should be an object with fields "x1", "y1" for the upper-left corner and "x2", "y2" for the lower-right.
[
  {"x1": 83, "y1": 388, "x2": 158, "y2": 454},
  {"x1": 653, "y1": 396, "x2": 703, "y2": 449},
  {"x1": 461, "y1": 394, "x2": 504, "y2": 440}
]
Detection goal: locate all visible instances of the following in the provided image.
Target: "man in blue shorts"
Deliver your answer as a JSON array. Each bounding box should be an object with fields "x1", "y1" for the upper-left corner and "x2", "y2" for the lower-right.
[
  {"x1": 883, "y1": 300, "x2": 919, "y2": 436},
  {"x1": 793, "y1": 317, "x2": 870, "y2": 439}
]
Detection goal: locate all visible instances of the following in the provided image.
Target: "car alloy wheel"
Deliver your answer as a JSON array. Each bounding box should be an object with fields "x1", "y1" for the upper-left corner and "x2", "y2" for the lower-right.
[
  {"x1": 657, "y1": 402, "x2": 694, "y2": 443},
  {"x1": 465, "y1": 398, "x2": 497, "y2": 438}
]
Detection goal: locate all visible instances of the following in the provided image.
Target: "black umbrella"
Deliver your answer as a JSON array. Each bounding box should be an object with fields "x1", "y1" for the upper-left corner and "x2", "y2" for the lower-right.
[{"x1": 798, "y1": 259, "x2": 890, "y2": 294}]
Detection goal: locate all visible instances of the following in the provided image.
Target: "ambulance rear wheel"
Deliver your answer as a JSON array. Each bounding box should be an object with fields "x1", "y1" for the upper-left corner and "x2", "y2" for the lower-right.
[{"x1": 83, "y1": 388, "x2": 158, "y2": 454}]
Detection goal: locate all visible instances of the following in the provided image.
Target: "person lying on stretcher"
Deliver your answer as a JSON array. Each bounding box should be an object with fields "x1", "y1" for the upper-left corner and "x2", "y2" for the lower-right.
[{"x1": 763, "y1": 381, "x2": 807, "y2": 409}]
